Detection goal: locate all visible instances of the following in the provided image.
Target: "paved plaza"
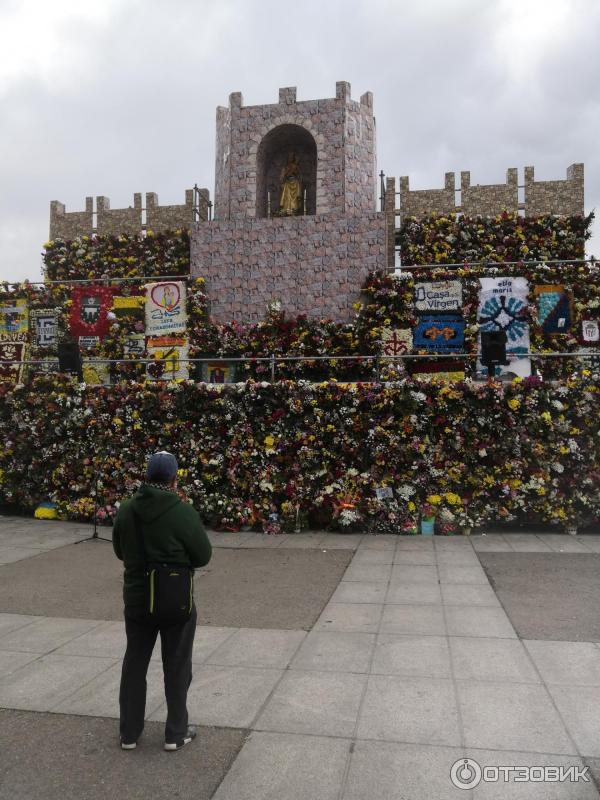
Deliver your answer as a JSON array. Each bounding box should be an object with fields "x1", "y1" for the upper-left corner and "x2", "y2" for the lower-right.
[{"x1": 1, "y1": 518, "x2": 600, "y2": 798}]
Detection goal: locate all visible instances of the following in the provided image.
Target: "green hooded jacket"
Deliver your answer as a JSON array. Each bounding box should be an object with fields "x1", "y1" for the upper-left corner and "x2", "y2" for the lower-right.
[{"x1": 112, "y1": 484, "x2": 212, "y2": 607}]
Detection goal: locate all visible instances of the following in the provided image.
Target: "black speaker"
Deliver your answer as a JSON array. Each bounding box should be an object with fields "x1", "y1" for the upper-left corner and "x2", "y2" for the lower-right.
[
  {"x1": 481, "y1": 331, "x2": 508, "y2": 368},
  {"x1": 58, "y1": 341, "x2": 82, "y2": 376}
]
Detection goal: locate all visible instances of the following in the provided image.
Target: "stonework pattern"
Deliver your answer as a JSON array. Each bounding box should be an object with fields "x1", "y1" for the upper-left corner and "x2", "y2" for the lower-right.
[
  {"x1": 399, "y1": 173, "x2": 456, "y2": 218},
  {"x1": 396, "y1": 164, "x2": 584, "y2": 220},
  {"x1": 214, "y1": 82, "x2": 377, "y2": 222},
  {"x1": 49, "y1": 190, "x2": 209, "y2": 240},
  {"x1": 96, "y1": 194, "x2": 142, "y2": 236},
  {"x1": 49, "y1": 198, "x2": 94, "y2": 240},
  {"x1": 461, "y1": 169, "x2": 518, "y2": 217},
  {"x1": 191, "y1": 212, "x2": 387, "y2": 323},
  {"x1": 524, "y1": 164, "x2": 584, "y2": 217}
]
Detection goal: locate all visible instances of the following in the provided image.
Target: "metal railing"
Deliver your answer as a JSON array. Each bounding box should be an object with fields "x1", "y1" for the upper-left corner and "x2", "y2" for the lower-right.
[{"x1": 5, "y1": 350, "x2": 598, "y2": 385}]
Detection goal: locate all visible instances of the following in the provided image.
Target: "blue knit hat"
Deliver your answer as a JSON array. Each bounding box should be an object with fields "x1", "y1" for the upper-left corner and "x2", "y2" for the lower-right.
[{"x1": 146, "y1": 451, "x2": 178, "y2": 483}]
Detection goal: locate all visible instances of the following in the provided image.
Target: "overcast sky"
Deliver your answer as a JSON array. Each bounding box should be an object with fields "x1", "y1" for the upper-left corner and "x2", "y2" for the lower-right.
[{"x1": 1, "y1": 0, "x2": 598, "y2": 282}]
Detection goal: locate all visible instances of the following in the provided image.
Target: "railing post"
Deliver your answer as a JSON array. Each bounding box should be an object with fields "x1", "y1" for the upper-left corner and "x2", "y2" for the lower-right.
[
  {"x1": 270, "y1": 353, "x2": 276, "y2": 382},
  {"x1": 375, "y1": 355, "x2": 381, "y2": 383}
]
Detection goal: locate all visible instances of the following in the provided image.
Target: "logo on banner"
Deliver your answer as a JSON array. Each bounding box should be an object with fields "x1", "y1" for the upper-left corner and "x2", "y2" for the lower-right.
[
  {"x1": 582, "y1": 320, "x2": 599, "y2": 343},
  {"x1": 81, "y1": 296, "x2": 101, "y2": 326}
]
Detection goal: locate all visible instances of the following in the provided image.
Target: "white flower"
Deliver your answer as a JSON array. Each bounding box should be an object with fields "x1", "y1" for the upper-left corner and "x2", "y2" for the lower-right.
[{"x1": 551, "y1": 463, "x2": 564, "y2": 473}]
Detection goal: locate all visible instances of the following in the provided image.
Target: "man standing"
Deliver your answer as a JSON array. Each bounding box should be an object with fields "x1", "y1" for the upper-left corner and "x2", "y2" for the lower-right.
[{"x1": 113, "y1": 451, "x2": 212, "y2": 751}]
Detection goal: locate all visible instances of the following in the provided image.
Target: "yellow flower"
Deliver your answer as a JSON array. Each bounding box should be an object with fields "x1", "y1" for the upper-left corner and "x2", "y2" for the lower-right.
[
  {"x1": 112, "y1": 417, "x2": 124, "y2": 426},
  {"x1": 264, "y1": 435, "x2": 275, "y2": 448},
  {"x1": 426, "y1": 494, "x2": 442, "y2": 505},
  {"x1": 508, "y1": 398, "x2": 520, "y2": 411},
  {"x1": 408, "y1": 501, "x2": 416, "y2": 512},
  {"x1": 540, "y1": 412, "x2": 552, "y2": 424},
  {"x1": 444, "y1": 492, "x2": 462, "y2": 505}
]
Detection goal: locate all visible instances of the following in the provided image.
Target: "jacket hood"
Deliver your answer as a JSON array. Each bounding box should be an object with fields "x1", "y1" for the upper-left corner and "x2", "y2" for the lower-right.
[{"x1": 130, "y1": 484, "x2": 181, "y2": 523}]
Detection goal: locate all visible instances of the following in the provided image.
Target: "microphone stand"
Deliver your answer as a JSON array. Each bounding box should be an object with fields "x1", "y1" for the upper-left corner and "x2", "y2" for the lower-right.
[{"x1": 75, "y1": 471, "x2": 112, "y2": 544}]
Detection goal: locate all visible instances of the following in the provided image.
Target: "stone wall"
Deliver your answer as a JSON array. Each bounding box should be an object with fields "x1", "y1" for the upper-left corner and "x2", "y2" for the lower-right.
[
  {"x1": 191, "y1": 212, "x2": 387, "y2": 323},
  {"x1": 461, "y1": 169, "x2": 518, "y2": 216},
  {"x1": 395, "y1": 164, "x2": 584, "y2": 219},
  {"x1": 49, "y1": 190, "x2": 209, "y2": 240},
  {"x1": 399, "y1": 173, "x2": 455, "y2": 219},
  {"x1": 96, "y1": 194, "x2": 142, "y2": 236},
  {"x1": 524, "y1": 164, "x2": 584, "y2": 217},
  {"x1": 214, "y1": 82, "x2": 377, "y2": 222},
  {"x1": 49, "y1": 198, "x2": 93, "y2": 240}
]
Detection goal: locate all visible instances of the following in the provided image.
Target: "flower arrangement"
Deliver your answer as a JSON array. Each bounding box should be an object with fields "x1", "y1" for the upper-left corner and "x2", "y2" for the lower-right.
[
  {"x1": 1, "y1": 374, "x2": 598, "y2": 533},
  {"x1": 398, "y1": 213, "x2": 592, "y2": 266}
]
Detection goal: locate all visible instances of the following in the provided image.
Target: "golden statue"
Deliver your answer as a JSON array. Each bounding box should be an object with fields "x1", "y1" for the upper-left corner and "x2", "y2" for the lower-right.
[{"x1": 279, "y1": 152, "x2": 302, "y2": 215}]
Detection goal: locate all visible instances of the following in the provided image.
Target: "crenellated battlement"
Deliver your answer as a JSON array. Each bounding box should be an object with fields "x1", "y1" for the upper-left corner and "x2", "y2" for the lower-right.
[
  {"x1": 49, "y1": 189, "x2": 210, "y2": 241},
  {"x1": 395, "y1": 164, "x2": 584, "y2": 220}
]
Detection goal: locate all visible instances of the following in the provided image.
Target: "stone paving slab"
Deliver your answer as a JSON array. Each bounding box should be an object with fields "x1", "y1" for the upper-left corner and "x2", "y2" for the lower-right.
[
  {"x1": 211, "y1": 731, "x2": 350, "y2": 800},
  {"x1": 149, "y1": 665, "x2": 283, "y2": 729},
  {"x1": 456, "y1": 681, "x2": 576, "y2": 755},
  {"x1": 342, "y1": 741, "x2": 470, "y2": 800},
  {"x1": 0, "y1": 653, "x2": 117, "y2": 712},
  {"x1": 468, "y1": 749, "x2": 598, "y2": 798},
  {"x1": 290, "y1": 630, "x2": 375, "y2": 673},
  {"x1": 547, "y1": 686, "x2": 600, "y2": 758},
  {"x1": 524, "y1": 640, "x2": 600, "y2": 686},
  {"x1": 254, "y1": 669, "x2": 367, "y2": 737},
  {"x1": 2, "y1": 528, "x2": 600, "y2": 798},
  {"x1": 356, "y1": 674, "x2": 461, "y2": 746}
]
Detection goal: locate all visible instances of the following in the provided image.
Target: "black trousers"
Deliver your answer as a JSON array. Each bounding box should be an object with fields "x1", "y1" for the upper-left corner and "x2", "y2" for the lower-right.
[{"x1": 119, "y1": 604, "x2": 197, "y2": 743}]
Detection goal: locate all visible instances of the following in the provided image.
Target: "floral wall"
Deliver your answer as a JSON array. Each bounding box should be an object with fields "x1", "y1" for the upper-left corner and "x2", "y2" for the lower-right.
[
  {"x1": 0, "y1": 215, "x2": 597, "y2": 531},
  {"x1": 0, "y1": 375, "x2": 598, "y2": 531}
]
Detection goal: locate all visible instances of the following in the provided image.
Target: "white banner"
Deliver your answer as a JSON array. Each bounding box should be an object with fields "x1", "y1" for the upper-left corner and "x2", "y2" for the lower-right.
[
  {"x1": 477, "y1": 276, "x2": 530, "y2": 378},
  {"x1": 145, "y1": 281, "x2": 187, "y2": 336},
  {"x1": 414, "y1": 280, "x2": 462, "y2": 312}
]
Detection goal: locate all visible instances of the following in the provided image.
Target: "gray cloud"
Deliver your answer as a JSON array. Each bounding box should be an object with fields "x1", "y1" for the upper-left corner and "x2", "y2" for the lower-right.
[{"x1": 1, "y1": 0, "x2": 598, "y2": 282}]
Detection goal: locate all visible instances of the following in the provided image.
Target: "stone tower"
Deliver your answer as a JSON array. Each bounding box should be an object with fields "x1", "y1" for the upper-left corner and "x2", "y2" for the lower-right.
[{"x1": 191, "y1": 82, "x2": 387, "y2": 323}]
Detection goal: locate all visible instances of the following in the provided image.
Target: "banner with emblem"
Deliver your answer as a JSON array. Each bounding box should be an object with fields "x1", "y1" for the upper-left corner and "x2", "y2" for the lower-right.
[
  {"x1": 413, "y1": 314, "x2": 465, "y2": 352},
  {"x1": 147, "y1": 336, "x2": 189, "y2": 380},
  {"x1": 0, "y1": 340, "x2": 27, "y2": 383},
  {"x1": 0, "y1": 299, "x2": 28, "y2": 338},
  {"x1": 533, "y1": 285, "x2": 572, "y2": 333},
  {"x1": 145, "y1": 281, "x2": 187, "y2": 336},
  {"x1": 69, "y1": 286, "x2": 116, "y2": 340},
  {"x1": 29, "y1": 309, "x2": 58, "y2": 348},
  {"x1": 582, "y1": 320, "x2": 599, "y2": 343},
  {"x1": 380, "y1": 328, "x2": 412, "y2": 360},
  {"x1": 477, "y1": 276, "x2": 530, "y2": 378}
]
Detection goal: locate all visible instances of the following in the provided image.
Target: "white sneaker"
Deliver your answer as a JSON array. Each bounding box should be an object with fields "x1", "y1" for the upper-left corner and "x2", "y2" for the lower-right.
[
  {"x1": 120, "y1": 739, "x2": 137, "y2": 750},
  {"x1": 164, "y1": 726, "x2": 197, "y2": 752}
]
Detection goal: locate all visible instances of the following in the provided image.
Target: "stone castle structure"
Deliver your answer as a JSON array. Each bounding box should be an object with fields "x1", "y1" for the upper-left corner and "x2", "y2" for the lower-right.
[
  {"x1": 192, "y1": 82, "x2": 385, "y2": 323},
  {"x1": 49, "y1": 82, "x2": 585, "y2": 324}
]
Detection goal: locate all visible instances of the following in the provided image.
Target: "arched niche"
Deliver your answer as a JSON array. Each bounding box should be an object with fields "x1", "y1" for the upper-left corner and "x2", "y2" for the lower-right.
[{"x1": 256, "y1": 124, "x2": 317, "y2": 218}]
